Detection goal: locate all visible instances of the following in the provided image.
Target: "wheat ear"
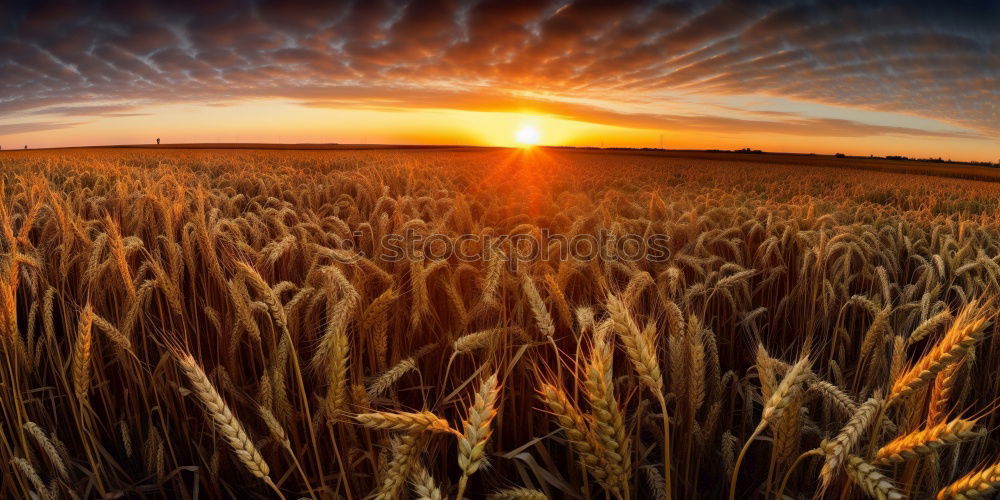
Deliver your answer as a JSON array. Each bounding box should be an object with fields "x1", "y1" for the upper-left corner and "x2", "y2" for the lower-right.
[
  {"x1": 890, "y1": 302, "x2": 988, "y2": 402},
  {"x1": 72, "y1": 303, "x2": 93, "y2": 402},
  {"x1": 23, "y1": 422, "x2": 68, "y2": 480},
  {"x1": 937, "y1": 461, "x2": 1000, "y2": 499},
  {"x1": 758, "y1": 356, "x2": 811, "y2": 433},
  {"x1": 908, "y1": 310, "x2": 953, "y2": 345},
  {"x1": 607, "y1": 294, "x2": 671, "y2": 499},
  {"x1": 820, "y1": 395, "x2": 883, "y2": 488},
  {"x1": 487, "y1": 487, "x2": 548, "y2": 499},
  {"x1": 928, "y1": 358, "x2": 963, "y2": 425},
  {"x1": 410, "y1": 464, "x2": 443, "y2": 500},
  {"x1": 521, "y1": 272, "x2": 554, "y2": 339},
  {"x1": 322, "y1": 296, "x2": 354, "y2": 419},
  {"x1": 457, "y1": 373, "x2": 500, "y2": 499},
  {"x1": 608, "y1": 295, "x2": 663, "y2": 397},
  {"x1": 356, "y1": 411, "x2": 456, "y2": 435},
  {"x1": 810, "y1": 378, "x2": 859, "y2": 417},
  {"x1": 585, "y1": 330, "x2": 631, "y2": 496},
  {"x1": 175, "y1": 353, "x2": 277, "y2": 491},
  {"x1": 375, "y1": 433, "x2": 424, "y2": 500},
  {"x1": 730, "y1": 356, "x2": 810, "y2": 500},
  {"x1": 236, "y1": 261, "x2": 289, "y2": 337},
  {"x1": 11, "y1": 457, "x2": 54, "y2": 500},
  {"x1": 258, "y1": 405, "x2": 290, "y2": 449},
  {"x1": 538, "y1": 383, "x2": 609, "y2": 485},
  {"x1": 91, "y1": 312, "x2": 134, "y2": 355},
  {"x1": 874, "y1": 419, "x2": 981, "y2": 464},
  {"x1": 368, "y1": 357, "x2": 417, "y2": 398},
  {"x1": 454, "y1": 327, "x2": 514, "y2": 354},
  {"x1": 845, "y1": 455, "x2": 904, "y2": 499}
]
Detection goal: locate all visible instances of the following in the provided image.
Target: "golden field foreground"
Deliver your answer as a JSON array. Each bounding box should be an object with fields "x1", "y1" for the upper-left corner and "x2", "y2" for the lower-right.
[{"x1": 1, "y1": 147, "x2": 999, "y2": 499}]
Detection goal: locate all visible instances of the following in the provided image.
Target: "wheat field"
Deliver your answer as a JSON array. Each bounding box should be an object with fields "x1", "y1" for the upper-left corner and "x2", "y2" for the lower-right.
[{"x1": 0, "y1": 147, "x2": 999, "y2": 499}]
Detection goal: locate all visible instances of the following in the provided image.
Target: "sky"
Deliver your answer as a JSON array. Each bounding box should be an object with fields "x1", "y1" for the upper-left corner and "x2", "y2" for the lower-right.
[{"x1": 0, "y1": 0, "x2": 997, "y2": 161}]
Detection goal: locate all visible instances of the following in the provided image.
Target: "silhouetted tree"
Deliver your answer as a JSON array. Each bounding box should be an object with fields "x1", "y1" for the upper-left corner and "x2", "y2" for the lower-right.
[{"x1": 156, "y1": 138, "x2": 160, "y2": 145}]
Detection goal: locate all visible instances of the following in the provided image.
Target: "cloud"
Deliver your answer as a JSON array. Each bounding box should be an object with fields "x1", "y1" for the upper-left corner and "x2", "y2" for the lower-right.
[
  {"x1": 0, "y1": 0, "x2": 996, "y2": 137},
  {"x1": 29, "y1": 104, "x2": 148, "y2": 117},
  {"x1": 297, "y1": 86, "x2": 983, "y2": 139},
  {"x1": 0, "y1": 121, "x2": 82, "y2": 136}
]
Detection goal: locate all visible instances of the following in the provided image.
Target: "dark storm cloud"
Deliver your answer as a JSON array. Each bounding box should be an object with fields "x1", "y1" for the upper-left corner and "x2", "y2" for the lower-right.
[{"x1": 0, "y1": 0, "x2": 996, "y2": 136}]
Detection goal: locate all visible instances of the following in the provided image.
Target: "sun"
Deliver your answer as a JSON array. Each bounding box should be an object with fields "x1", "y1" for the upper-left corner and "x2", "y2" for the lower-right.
[{"x1": 515, "y1": 125, "x2": 540, "y2": 146}]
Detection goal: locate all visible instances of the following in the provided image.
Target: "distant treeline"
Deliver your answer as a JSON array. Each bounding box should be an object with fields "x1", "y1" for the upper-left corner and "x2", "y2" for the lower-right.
[
  {"x1": 546, "y1": 145, "x2": 998, "y2": 168},
  {"x1": 835, "y1": 152, "x2": 999, "y2": 168}
]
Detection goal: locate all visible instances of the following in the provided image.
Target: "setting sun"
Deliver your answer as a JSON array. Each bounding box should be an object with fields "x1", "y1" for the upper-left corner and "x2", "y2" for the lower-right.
[{"x1": 515, "y1": 125, "x2": 540, "y2": 146}]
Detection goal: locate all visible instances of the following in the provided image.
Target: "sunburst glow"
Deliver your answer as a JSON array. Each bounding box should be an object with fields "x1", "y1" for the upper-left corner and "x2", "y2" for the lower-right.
[{"x1": 515, "y1": 125, "x2": 540, "y2": 146}]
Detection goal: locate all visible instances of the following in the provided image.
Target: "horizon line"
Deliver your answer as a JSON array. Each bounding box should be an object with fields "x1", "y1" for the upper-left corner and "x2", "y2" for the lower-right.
[{"x1": 1, "y1": 141, "x2": 995, "y2": 167}]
